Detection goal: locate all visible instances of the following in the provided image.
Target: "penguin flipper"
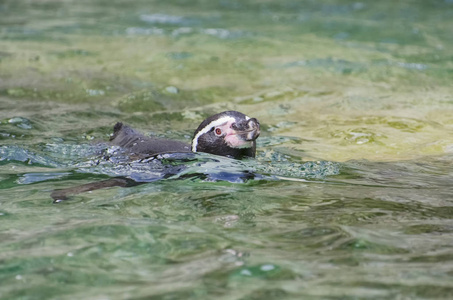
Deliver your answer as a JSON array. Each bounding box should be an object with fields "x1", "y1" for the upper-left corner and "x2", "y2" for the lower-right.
[{"x1": 51, "y1": 178, "x2": 135, "y2": 202}]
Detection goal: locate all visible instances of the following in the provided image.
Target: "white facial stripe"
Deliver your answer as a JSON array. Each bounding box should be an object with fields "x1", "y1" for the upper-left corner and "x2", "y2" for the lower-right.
[{"x1": 191, "y1": 116, "x2": 236, "y2": 152}]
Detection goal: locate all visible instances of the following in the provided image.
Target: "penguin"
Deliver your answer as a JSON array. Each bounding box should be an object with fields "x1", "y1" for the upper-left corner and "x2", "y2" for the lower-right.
[
  {"x1": 51, "y1": 111, "x2": 260, "y2": 201},
  {"x1": 110, "y1": 111, "x2": 260, "y2": 159}
]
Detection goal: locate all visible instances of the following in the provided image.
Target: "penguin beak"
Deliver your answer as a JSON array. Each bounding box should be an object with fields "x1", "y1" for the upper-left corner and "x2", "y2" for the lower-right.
[
  {"x1": 243, "y1": 118, "x2": 260, "y2": 141},
  {"x1": 230, "y1": 118, "x2": 260, "y2": 142}
]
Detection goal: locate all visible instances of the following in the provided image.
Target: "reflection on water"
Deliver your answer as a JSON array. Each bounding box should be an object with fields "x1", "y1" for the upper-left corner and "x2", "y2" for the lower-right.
[{"x1": 1, "y1": 0, "x2": 453, "y2": 299}]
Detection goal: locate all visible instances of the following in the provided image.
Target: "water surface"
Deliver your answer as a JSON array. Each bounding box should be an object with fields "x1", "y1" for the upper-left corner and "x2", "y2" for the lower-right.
[{"x1": 1, "y1": 0, "x2": 453, "y2": 299}]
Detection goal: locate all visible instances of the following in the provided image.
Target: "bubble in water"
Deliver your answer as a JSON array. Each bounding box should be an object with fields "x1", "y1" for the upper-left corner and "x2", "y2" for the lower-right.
[
  {"x1": 140, "y1": 14, "x2": 184, "y2": 24},
  {"x1": 8, "y1": 117, "x2": 32, "y2": 129},
  {"x1": 165, "y1": 86, "x2": 179, "y2": 94},
  {"x1": 260, "y1": 264, "x2": 276, "y2": 271}
]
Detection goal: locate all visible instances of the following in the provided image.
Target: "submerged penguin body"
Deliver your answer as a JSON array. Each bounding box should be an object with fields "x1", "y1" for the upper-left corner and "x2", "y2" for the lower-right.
[{"x1": 51, "y1": 111, "x2": 260, "y2": 201}]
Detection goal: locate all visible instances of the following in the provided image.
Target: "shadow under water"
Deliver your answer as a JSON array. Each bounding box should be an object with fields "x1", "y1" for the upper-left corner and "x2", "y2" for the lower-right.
[{"x1": 0, "y1": 142, "x2": 341, "y2": 201}]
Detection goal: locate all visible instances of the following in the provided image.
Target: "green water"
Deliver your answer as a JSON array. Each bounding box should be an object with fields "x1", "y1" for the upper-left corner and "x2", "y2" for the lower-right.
[{"x1": 1, "y1": 0, "x2": 453, "y2": 299}]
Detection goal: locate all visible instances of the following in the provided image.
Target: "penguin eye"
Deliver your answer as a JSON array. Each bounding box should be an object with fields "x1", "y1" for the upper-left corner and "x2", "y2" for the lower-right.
[{"x1": 214, "y1": 128, "x2": 222, "y2": 136}]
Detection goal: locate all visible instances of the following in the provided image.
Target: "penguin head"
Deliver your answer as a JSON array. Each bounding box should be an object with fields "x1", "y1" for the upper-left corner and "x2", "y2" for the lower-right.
[{"x1": 191, "y1": 111, "x2": 260, "y2": 159}]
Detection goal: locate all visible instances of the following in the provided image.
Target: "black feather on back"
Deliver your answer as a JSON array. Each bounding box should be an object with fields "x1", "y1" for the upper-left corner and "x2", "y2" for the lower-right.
[{"x1": 110, "y1": 122, "x2": 190, "y2": 156}]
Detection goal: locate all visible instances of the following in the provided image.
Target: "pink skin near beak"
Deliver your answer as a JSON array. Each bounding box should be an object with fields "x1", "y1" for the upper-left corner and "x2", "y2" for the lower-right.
[{"x1": 218, "y1": 120, "x2": 257, "y2": 149}]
